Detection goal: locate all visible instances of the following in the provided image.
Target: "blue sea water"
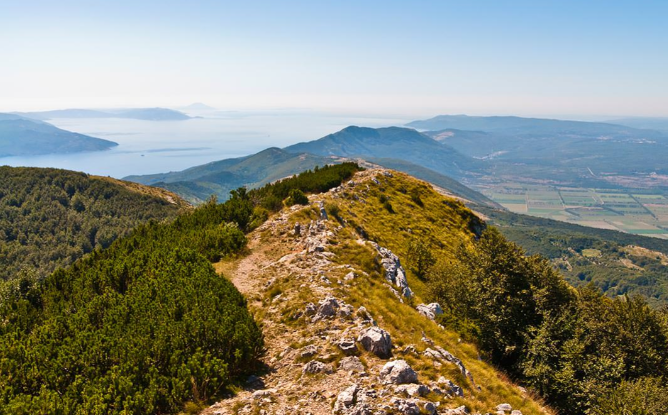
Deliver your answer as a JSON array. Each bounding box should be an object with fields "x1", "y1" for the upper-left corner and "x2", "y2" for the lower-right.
[{"x1": 0, "y1": 110, "x2": 408, "y2": 178}]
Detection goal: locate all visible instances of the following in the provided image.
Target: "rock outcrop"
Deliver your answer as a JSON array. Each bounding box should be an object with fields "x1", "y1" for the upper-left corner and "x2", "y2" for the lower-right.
[
  {"x1": 357, "y1": 327, "x2": 392, "y2": 358},
  {"x1": 369, "y1": 241, "x2": 413, "y2": 299},
  {"x1": 379, "y1": 360, "x2": 418, "y2": 385},
  {"x1": 416, "y1": 302, "x2": 444, "y2": 320}
]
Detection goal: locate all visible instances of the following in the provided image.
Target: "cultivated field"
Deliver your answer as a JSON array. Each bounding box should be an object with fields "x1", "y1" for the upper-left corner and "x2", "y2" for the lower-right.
[{"x1": 479, "y1": 184, "x2": 668, "y2": 238}]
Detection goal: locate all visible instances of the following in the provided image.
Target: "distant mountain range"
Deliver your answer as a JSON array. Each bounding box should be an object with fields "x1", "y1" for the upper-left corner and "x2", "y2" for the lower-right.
[
  {"x1": 606, "y1": 117, "x2": 668, "y2": 132},
  {"x1": 284, "y1": 126, "x2": 478, "y2": 178},
  {"x1": 0, "y1": 113, "x2": 117, "y2": 157},
  {"x1": 17, "y1": 107, "x2": 191, "y2": 121},
  {"x1": 125, "y1": 127, "x2": 497, "y2": 207},
  {"x1": 409, "y1": 114, "x2": 668, "y2": 180}
]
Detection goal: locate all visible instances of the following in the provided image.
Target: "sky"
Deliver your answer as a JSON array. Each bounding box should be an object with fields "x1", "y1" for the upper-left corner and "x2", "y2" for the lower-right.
[{"x1": 1, "y1": 0, "x2": 667, "y2": 118}]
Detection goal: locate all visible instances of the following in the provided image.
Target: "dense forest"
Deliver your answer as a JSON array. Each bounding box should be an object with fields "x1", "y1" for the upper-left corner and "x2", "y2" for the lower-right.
[
  {"x1": 426, "y1": 228, "x2": 668, "y2": 414},
  {"x1": 477, "y1": 205, "x2": 668, "y2": 307},
  {"x1": 0, "y1": 163, "x2": 360, "y2": 414},
  {"x1": 0, "y1": 167, "x2": 188, "y2": 281}
]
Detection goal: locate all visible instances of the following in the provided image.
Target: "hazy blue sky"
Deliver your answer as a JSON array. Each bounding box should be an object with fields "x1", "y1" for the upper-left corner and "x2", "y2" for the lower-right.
[{"x1": 1, "y1": 0, "x2": 667, "y2": 117}]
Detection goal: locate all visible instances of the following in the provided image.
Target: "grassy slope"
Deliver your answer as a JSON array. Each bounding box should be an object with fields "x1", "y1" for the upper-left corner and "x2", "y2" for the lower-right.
[{"x1": 279, "y1": 170, "x2": 551, "y2": 413}]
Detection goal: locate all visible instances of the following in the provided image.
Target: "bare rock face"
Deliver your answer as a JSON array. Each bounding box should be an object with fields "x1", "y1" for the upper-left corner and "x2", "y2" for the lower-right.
[
  {"x1": 416, "y1": 303, "x2": 444, "y2": 320},
  {"x1": 369, "y1": 241, "x2": 413, "y2": 299},
  {"x1": 357, "y1": 327, "x2": 392, "y2": 358},
  {"x1": 379, "y1": 360, "x2": 418, "y2": 385}
]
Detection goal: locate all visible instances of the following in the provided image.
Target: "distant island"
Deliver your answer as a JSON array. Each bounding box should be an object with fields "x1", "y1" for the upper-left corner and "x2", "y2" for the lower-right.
[
  {"x1": 0, "y1": 113, "x2": 118, "y2": 157},
  {"x1": 17, "y1": 107, "x2": 191, "y2": 121}
]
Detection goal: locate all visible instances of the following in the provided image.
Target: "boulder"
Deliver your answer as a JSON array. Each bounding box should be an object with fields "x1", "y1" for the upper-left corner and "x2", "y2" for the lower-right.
[
  {"x1": 389, "y1": 397, "x2": 421, "y2": 415},
  {"x1": 511, "y1": 411, "x2": 523, "y2": 415},
  {"x1": 339, "y1": 356, "x2": 365, "y2": 373},
  {"x1": 300, "y1": 344, "x2": 318, "y2": 358},
  {"x1": 423, "y1": 401, "x2": 437, "y2": 415},
  {"x1": 333, "y1": 384, "x2": 358, "y2": 413},
  {"x1": 437, "y1": 378, "x2": 463, "y2": 397},
  {"x1": 338, "y1": 304, "x2": 355, "y2": 318},
  {"x1": 304, "y1": 302, "x2": 317, "y2": 316},
  {"x1": 416, "y1": 303, "x2": 444, "y2": 320},
  {"x1": 395, "y1": 383, "x2": 429, "y2": 397},
  {"x1": 251, "y1": 389, "x2": 276, "y2": 400},
  {"x1": 338, "y1": 338, "x2": 358, "y2": 356},
  {"x1": 313, "y1": 296, "x2": 340, "y2": 321},
  {"x1": 379, "y1": 360, "x2": 418, "y2": 385},
  {"x1": 496, "y1": 403, "x2": 513, "y2": 413},
  {"x1": 357, "y1": 327, "x2": 392, "y2": 358},
  {"x1": 302, "y1": 360, "x2": 333, "y2": 375}
]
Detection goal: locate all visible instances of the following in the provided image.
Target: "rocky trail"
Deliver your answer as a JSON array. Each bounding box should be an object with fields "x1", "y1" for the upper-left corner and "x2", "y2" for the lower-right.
[{"x1": 203, "y1": 169, "x2": 545, "y2": 415}]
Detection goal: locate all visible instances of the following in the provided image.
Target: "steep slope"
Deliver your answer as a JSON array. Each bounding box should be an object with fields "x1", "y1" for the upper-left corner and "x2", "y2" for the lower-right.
[
  {"x1": 204, "y1": 169, "x2": 550, "y2": 415},
  {"x1": 0, "y1": 166, "x2": 188, "y2": 281},
  {"x1": 284, "y1": 126, "x2": 478, "y2": 178},
  {"x1": 18, "y1": 107, "x2": 191, "y2": 121},
  {"x1": 125, "y1": 148, "x2": 335, "y2": 204},
  {"x1": 0, "y1": 113, "x2": 117, "y2": 156}
]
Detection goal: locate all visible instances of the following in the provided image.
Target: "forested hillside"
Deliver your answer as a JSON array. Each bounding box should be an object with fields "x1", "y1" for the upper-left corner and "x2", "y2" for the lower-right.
[
  {"x1": 0, "y1": 163, "x2": 361, "y2": 414},
  {"x1": 478, "y1": 206, "x2": 668, "y2": 307},
  {"x1": 0, "y1": 167, "x2": 188, "y2": 281}
]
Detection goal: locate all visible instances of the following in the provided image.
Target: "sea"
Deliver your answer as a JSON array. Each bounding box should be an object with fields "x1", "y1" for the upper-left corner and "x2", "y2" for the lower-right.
[{"x1": 0, "y1": 109, "x2": 408, "y2": 178}]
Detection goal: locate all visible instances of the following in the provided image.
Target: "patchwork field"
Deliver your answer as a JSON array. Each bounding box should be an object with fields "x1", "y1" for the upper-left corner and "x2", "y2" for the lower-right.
[{"x1": 479, "y1": 184, "x2": 668, "y2": 238}]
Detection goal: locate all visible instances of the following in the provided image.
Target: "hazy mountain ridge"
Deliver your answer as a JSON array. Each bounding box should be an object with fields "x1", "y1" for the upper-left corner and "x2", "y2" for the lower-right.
[
  {"x1": 284, "y1": 125, "x2": 478, "y2": 178},
  {"x1": 18, "y1": 107, "x2": 191, "y2": 121},
  {"x1": 0, "y1": 113, "x2": 118, "y2": 157}
]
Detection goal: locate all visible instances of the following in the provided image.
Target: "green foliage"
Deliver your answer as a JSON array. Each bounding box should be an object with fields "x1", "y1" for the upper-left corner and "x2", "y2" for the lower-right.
[
  {"x1": 406, "y1": 236, "x2": 436, "y2": 279},
  {"x1": 427, "y1": 227, "x2": 668, "y2": 414},
  {"x1": 248, "y1": 162, "x2": 361, "y2": 211},
  {"x1": 409, "y1": 188, "x2": 424, "y2": 207},
  {"x1": 0, "y1": 193, "x2": 264, "y2": 414},
  {"x1": 0, "y1": 162, "x2": 367, "y2": 414},
  {"x1": 590, "y1": 377, "x2": 668, "y2": 415},
  {"x1": 285, "y1": 188, "x2": 309, "y2": 206},
  {"x1": 0, "y1": 167, "x2": 184, "y2": 281},
  {"x1": 479, "y1": 205, "x2": 668, "y2": 307}
]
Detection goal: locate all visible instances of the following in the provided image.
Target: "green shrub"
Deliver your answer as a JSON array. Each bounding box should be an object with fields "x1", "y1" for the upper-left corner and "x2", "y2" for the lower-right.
[{"x1": 285, "y1": 188, "x2": 309, "y2": 206}]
